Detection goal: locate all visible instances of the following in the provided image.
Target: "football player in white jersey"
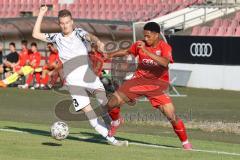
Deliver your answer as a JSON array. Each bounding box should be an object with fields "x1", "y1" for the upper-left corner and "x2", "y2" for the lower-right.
[{"x1": 32, "y1": 6, "x2": 128, "y2": 146}]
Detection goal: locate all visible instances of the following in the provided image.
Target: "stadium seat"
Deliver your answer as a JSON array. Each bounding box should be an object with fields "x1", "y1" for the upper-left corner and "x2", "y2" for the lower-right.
[
  {"x1": 234, "y1": 26, "x2": 240, "y2": 36},
  {"x1": 212, "y1": 18, "x2": 222, "y2": 28},
  {"x1": 175, "y1": 0, "x2": 184, "y2": 4},
  {"x1": 234, "y1": 11, "x2": 240, "y2": 20},
  {"x1": 215, "y1": 27, "x2": 227, "y2": 36},
  {"x1": 229, "y1": 19, "x2": 239, "y2": 29},
  {"x1": 207, "y1": 27, "x2": 218, "y2": 36},
  {"x1": 191, "y1": 26, "x2": 201, "y2": 35},
  {"x1": 224, "y1": 27, "x2": 235, "y2": 36},
  {"x1": 222, "y1": 19, "x2": 230, "y2": 28},
  {"x1": 0, "y1": 0, "x2": 206, "y2": 20},
  {"x1": 198, "y1": 26, "x2": 209, "y2": 36}
]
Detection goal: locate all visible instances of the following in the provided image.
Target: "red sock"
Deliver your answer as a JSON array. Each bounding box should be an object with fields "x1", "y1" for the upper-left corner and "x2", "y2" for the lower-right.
[
  {"x1": 41, "y1": 74, "x2": 49, "y2": 85},
  {"x1": 172, "y1": 119, "x2": 188, "y2": 142},
  {"x1": 109, "y1": 107, "x2": 121, "y2": 121},
  {"x1": 35, "y1": 73, "x2": 41, "y2": 84},
  {"x1": 26, "y1": 74, "x2": 34, "y2": 85}
]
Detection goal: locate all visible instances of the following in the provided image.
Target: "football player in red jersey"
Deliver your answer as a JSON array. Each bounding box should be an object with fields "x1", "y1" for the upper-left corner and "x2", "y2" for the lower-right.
[
  {"x1": 20, "y1": 42, "x2": 42, "y2": 89},
  {"x1": 40, "y1": 43, "x2": 62, "y2": 89},
  {"x1": 105, "y1": 22, "x2": 192, "y2": 150}
]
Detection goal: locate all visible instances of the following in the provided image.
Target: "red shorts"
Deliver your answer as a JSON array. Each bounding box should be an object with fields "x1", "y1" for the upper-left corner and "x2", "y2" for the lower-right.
[{"x1": 118, "y1": 76, "x2": 172, "y2": 108}]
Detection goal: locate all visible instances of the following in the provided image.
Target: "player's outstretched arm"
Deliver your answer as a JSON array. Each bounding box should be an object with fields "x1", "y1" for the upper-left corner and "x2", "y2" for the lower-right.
[
  {"x1": 32, "y1": 6, "x2": 48, "y2": 42},
  {"x1": 87, "y1": 33, "x2": 105, "y2": 53},
  {"x1": 107, "y1": 49, "x2": 130, "y2": 59}
]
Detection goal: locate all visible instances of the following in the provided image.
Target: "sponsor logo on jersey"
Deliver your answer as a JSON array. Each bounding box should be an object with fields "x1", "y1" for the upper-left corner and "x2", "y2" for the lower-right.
[
  {"x1": 142, "y1": 59, "x2": 158, "y2": 66},
  {"x1": 156, "y1": 50, "x2": 161, "y2": 56}
]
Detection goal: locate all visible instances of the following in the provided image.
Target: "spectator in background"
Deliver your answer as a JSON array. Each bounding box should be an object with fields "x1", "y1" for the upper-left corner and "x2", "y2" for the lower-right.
[
  {"x1": 19, "y1": 42, "x2": 41, "y2": 89},
  {"x1": 40, "y1": 42, "x2": 62, "y2": 89},
  {"x1": 11, "y1": 39, "x2": 31, "y2": 73},
  {"x1": 3, "y1": 42, "x2": 19, "y2": 77},
  {"x1": 0, "y1": 41, "x2": 37, "y2": 88},
  {"x1": 0, "y1": 44, "x2": 3, "y2": 74}
]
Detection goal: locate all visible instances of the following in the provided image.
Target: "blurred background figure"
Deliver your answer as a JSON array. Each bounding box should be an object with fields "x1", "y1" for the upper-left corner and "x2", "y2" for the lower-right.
[
  {"x1": 19, "y1": 42, "x2": 41, "y2": 89},
  {"x1": 0, "y1": 44, "x2": 3, "y2": 76},
  {"x1": 40, "y1": 42, "x2": 62, "y2": 89},
  {"x1": 2, "y1": 42, "x2": 19, "y2": 78}
]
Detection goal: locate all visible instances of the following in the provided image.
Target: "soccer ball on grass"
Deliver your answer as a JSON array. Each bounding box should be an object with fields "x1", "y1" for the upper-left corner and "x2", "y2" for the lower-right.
[{"x1": 50, "y1": 121, "x2": 69, "y2": 140}]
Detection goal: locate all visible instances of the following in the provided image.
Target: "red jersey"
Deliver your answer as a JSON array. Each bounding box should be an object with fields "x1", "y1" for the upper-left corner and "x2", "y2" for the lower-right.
[
  {"x1": 129, "y1": 40, "x2": 173, "y2": 81},
  {"x1": 18, "y1": 48, "x2": 30, "y2": 66},
  {"x1": 29, "y1": 51, "x2": 41, "y2": 68},
  {"x1": 89, "y1": 51, "x2": 104, "y2": 77},
  {"x1": 48, "y1": 50, "x2": 60, "y2": 65}
]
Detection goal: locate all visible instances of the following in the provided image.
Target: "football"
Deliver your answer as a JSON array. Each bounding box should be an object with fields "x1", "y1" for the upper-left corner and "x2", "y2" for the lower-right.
[{"x1": 50, "y1": 121, "x2": 69, "y2": 140}]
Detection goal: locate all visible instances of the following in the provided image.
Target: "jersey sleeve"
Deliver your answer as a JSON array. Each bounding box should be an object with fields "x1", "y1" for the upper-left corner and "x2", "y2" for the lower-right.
[
  {"x1": 45, "y1": 33, "x2": 58, "y2": 43},
  {"x1": 161, "y1": 42, "x2": 173, "y2": 63},
  {"x1": 48, "y1": 54, "x2": 57, "y2": 64},
  {"x1": 75, "y1": 28, "x2": 92, "y2": 52},
  {"x1": 75, "y1": 28, "x2": 89, "y2": 41},
  {"x1": 128, "y1": 42, "x2": 139, "y2": 57}
]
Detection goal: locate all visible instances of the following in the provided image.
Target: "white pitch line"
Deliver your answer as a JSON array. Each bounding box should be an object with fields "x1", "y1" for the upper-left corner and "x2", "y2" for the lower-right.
[
  {"x1": 1, "y1": 128, "x2": 240, "y2": 157},
  {"x1": 129, "y1": 142, "x2": 240, "y2": 157},
  {"x1": 0, "y1": 128, "x2": 25, "y2": 133},
  {"x1": 76, "y1": 135, "x2": 240, "y2": 157}
]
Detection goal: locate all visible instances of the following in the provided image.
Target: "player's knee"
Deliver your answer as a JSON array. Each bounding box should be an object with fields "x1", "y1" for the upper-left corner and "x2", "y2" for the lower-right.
[
  {"x1": 167, "y1": 114, "x2": 178, "y2": 124},
  {"x1": 95, "y1": 90, "x2": 108, "y2": 106},
  {"x1": 159, "y1": 106, "x2": 177, "y2": 123}
]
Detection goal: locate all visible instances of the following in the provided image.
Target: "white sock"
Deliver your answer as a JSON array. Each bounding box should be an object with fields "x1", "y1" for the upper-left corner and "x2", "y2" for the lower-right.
[
  {"x1": 89, "y1": 118, "x2": 117, "y2": 143},
  {"x1": 182, "y1": 140, "x2": 189, "y2": 145},
  {"x1": 89, "y1": 118, "x2": 108, "y2": 138},
  {"x1": 94, "y1": 120, "x2": 108, "y2": 137},
  {"x1": 112, "y1": 119, "x2": 120, "y2": 126},
  {"x1": 106, "y1": 136, "x2": 118, "y2": 144}
]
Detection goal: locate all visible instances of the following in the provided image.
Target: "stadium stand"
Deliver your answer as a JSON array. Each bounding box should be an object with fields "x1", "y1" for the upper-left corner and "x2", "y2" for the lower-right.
[
  {"x1": 191, "y1": 11, "x2": 240, "y2": 36},
  {"x1": 0, "y1": 0, "x2": 205, "y2": 21}
]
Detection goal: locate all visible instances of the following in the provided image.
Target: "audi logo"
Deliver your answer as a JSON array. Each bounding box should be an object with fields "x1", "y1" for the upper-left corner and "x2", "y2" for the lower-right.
[{"x1": 190, "y1": 43, "x2": 213, "y2": 57}]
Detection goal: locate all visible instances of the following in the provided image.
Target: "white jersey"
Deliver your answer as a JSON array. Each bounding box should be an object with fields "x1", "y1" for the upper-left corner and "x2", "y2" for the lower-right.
[
  {"x1": 45, "y1": 27, "x2": 99, "y2": 85},
  {"x1": 45, "y1": 28, "x2": 105, "y2": 110},
  {"x1": 45, "y1": 28, "x2": 92, "y2": 84},
  {"x1": 45, "y1": 28, "x2": 90, "y2": 63}
]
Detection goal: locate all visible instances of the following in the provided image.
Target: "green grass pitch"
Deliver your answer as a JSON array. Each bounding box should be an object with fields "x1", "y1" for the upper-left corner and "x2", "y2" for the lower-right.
[{"x1": 0, "y1": 87, "x2": 240, "y2": 160}]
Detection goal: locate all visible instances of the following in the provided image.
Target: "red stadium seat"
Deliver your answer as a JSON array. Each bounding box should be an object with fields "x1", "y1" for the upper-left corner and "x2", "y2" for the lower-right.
[
  {"x1": 234, "y1": 11, "x2": 240, "y2": 20},
  {"x1": 234, "y1": 26, "x2": 240, "y2": 36},
  {"x1": 224, "y1": 27, "x2": 235, "y2": 36},
  {"x1": 198, "y1": 26, "x2": 209, "y2": 36},
  {"x1": 207, "y1": 27, "x2": 218, "y2": 36},
  {"x1": 212, "y1": 18, "x2": 222, "y2": 28},
  {"x1": 222, "y1": 19, "x2": 230, "y2": 28},
  {"x1": 0, "y1": 0, "x2": 206, "y2": 21},
  {"x1": 175, "y1": 0, "x2": 184, "y2": 4},
  {"x1": 229, "y1": 19, "x2": 239, "y2": 29},
  {"x1": 215, "y1": 27, "x2": 227, "y2": 36}
]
